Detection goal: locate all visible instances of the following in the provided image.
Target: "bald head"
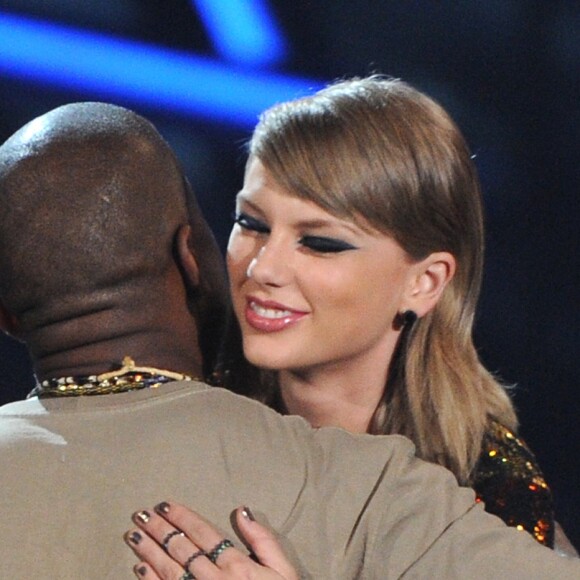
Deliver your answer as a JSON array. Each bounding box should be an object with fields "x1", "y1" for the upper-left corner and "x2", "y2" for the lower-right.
[
  {"x1": 0, "y1": 102, "x2": 189, "y2": 309},
  {"x1": 0, "y1": 102, "x2": 228, "y2": 378}
]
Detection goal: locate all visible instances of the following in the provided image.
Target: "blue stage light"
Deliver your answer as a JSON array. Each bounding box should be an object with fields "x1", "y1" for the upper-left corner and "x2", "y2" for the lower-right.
[
  {"x1": 0, "y1": 12, "x2": 320, "y2": 128},
  {"x1": 192, "y1": 0, "x2": 287, "y2": 67}
]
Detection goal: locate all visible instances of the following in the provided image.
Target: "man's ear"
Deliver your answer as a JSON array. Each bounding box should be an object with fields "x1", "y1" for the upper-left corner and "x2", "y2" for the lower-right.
[
  {"x1": 176, "y1": 224, "x2": 200, "y2": 288},
  {"x1": 404, "y1": 252, "x2": 456, "y2": 317},
  {"x1": 0, "y1": 300, "x2": 22, "y2": 340}
]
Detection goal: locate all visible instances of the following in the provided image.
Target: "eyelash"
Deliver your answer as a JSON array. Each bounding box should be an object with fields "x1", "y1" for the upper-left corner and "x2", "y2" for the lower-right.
[
  {"x1": 233, "y1": 212, "x2": 357, "y2": 254},
  {"x1": 299, "y1": 236, "x2": 356, "y2": 253},
  {"x1": 233, "y1": 212, "x2": 270, "y2": 234}
]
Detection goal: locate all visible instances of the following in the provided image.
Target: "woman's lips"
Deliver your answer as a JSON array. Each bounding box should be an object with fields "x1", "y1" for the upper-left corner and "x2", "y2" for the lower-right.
[{"x1": 244, "y1": 298, "x2": 308, "y2": 332}]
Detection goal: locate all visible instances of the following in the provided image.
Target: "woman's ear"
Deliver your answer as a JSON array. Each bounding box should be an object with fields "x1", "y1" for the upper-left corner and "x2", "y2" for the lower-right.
[
  {"x1": 176, "y1": 224, "x2": 200, "y2": 288},
  {"x1": 0, "y1": 300, "x2": 22, "y2": 340},
  {"x1": 404, "y1": 252, "x2": 456, "y2": 317}
]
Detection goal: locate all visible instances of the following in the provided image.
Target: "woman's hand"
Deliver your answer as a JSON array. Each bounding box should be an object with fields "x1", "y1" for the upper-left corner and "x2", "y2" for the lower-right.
[{"x1": 125, "y1": 501, "x2": 299, "y2": 579}]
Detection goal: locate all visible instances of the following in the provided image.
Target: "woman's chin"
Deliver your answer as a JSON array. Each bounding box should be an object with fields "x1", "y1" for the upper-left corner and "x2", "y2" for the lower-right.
[
  {"x1": 243, "y1": 347, "x2": 292, "y2": 371},
  {"x1": 246, "y1": 355, "x2": 286, "y2": 371}
]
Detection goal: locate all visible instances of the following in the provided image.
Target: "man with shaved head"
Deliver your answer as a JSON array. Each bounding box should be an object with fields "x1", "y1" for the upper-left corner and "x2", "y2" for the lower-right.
[
  {"x1": 0, "y1": 103, "x2": 577, "y2": 579},
  {"x1": 0, "y1": 102, "x2": 227, "y2": 381}
]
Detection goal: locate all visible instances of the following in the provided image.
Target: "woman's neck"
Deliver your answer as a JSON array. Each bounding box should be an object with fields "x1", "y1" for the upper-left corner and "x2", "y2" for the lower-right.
[{"x1": 279, "y1": 359, "x2": 391, "y2": 434}]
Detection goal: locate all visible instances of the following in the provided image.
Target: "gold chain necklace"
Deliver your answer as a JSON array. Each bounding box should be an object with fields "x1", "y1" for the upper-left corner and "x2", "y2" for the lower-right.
[{"x1": 28, "y1": 356, "x2": 197, "y2": 398}]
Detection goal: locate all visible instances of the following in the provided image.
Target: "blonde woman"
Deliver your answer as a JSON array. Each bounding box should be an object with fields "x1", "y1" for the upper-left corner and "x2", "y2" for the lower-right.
[{"x1": 221, "y1": 76, "x2": 553, "y2": 544}]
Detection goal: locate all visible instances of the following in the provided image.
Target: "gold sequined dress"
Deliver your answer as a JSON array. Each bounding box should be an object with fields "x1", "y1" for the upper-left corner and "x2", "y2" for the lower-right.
[{"x1": 471, "y1": 420, "x2": 554, "y2": 547}]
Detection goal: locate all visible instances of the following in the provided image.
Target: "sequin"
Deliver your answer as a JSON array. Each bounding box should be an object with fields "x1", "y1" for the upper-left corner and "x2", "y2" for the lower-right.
[
  {"x1": 471, "y1": 420, "x2": 554, "y2": 547},
  {"x1": 27, "y1": 356, "x2": 198, "y2": 398}
]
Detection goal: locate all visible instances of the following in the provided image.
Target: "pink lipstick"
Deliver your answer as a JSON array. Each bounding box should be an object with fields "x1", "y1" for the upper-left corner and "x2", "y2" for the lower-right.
[{"x1": 244, "y1": 297, "x2": 307, "y2": 332}]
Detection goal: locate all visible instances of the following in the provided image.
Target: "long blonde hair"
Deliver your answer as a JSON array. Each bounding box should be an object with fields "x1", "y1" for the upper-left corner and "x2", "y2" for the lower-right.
[{"x1": 223, "y1": 77, "x2": 517, "y2": 484}]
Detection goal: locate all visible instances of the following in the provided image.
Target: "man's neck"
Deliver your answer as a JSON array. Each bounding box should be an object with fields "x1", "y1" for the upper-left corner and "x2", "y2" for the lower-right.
[{"x1": 32, "y1": 332, "x2": 204, "y2": 384}]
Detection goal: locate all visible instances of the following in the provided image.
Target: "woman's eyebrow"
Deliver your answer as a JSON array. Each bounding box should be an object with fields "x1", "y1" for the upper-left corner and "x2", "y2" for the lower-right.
[
  {"x1": 235, "y1": 193, "x2": 361, "y2": 235},
  {"x1": 234, "y1": 193, "x2": 263, "y2": 213},
  {"x1": 294, "y1": 218, "x2": 360, "y2": 235}
]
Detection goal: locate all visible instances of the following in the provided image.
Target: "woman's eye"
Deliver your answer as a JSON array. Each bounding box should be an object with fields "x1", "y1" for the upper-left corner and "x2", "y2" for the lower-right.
[
  {"x1": 299, "y1": 236, "x2": 357, "y2": 253},
  {"x1": 233, "y1": 212, "x2": 270, "y2": 234}
]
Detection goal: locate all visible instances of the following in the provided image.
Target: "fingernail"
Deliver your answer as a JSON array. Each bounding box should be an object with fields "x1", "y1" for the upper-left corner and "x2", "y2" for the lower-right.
[
  {"x1": 242, "y1": 506, "x2": 255, "y2": 521},
  {"x1": 155, "y1": 501, "x2": 170, "y2": 515},
  {"x1": 134, "y1": 510, "x2": 151, "y2": 524},
  {"x1": 127, "y1": 531, "x2": 143, "y2": 545},
  {"x1": 135, "y1": 564, "x2": 148, "y2": 576}
]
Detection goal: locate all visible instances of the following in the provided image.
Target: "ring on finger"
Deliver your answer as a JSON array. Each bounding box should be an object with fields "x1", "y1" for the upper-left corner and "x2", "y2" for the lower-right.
[
  {"x1": 207, "y1": 539, "x2": 234, "y2": 564},
  {"x1": 161, "y1": 530, "x2": 185, "y2": 552},
  {"x1": 184, "y1": 549, "x2": 207, "y2": 572},
  {"x1": 180, "y1": 573, "x2": 195, "y2": 580}
]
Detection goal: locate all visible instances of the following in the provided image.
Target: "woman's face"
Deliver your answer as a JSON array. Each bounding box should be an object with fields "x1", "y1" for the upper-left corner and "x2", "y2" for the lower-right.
[{"x1": 227, "y1": 158, "x2": 418, "y2": 375}]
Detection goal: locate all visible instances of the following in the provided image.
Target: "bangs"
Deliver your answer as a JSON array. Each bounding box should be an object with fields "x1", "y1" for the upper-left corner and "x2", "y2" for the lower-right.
[
  {"x1": 249, "y1": 96, "x2": 404, "y2": 236},
  {"x1": 248, "y1": 76, "x2": 482, "y2": 267}
]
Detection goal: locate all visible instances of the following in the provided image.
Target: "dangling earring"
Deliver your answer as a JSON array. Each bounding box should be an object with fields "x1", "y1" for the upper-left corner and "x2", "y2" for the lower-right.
[
  {"x1": 388, "y1": 310, "x2": 418, "y2": 391},
  {"x1": 402, "y1": 310, "x2": 417, "y2": 327}
]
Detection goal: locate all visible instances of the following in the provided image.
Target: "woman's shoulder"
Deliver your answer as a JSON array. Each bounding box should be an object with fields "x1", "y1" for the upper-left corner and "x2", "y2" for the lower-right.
[
  {"x1": 471, "y1": 419, "x2": 555, "y2": 547},
  {"x1": 477, "y1": 420, "x2": 548, "y2": 480}
]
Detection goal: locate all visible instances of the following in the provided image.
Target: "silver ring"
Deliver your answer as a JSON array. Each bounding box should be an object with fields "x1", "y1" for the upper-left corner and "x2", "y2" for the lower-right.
[
  {"x1": 184, "y1": 549, "x2": 207, "y2": 571},
  {"x1": 180, "y1": 573, "x2": 195, "y2": 580},
  {"x1": 207, "y1": 538, "x2": 234, "y2": 564},
  {"x1": 162, "y1": 529, "x2": 185, "y2": 552}
]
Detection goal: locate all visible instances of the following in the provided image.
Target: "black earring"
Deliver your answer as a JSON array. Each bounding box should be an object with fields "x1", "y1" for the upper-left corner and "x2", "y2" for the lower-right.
[{"x1": 402, "y1": 310, "x2": 417, "y2": 327}]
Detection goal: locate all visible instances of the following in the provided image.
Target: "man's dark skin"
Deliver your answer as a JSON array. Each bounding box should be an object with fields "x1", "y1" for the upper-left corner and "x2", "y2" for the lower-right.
[{"x1": 0, "y1": 102, "x2": 229, "y2": 384}]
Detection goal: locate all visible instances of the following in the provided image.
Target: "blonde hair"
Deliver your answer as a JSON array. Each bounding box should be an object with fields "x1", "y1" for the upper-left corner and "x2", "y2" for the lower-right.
[{"x1": 228, "y1": 76, "x2": 517, "y2": 484}]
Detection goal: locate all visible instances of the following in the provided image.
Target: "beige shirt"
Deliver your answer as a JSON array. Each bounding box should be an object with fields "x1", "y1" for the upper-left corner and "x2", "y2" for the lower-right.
[{"x1": 0, "y1": 381, "x2": 577, "y2": 579}]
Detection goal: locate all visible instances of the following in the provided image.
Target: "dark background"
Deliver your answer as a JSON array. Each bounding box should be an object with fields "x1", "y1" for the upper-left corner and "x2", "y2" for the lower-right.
[{"x1": 1, "y1": 1, "x2": 578, "y2": 549}]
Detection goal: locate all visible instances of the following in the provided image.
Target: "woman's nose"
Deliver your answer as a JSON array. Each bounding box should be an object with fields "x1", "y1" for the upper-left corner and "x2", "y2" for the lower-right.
[{"x1": 246, "y1": 240, "x2": 292, "y2": 287}]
